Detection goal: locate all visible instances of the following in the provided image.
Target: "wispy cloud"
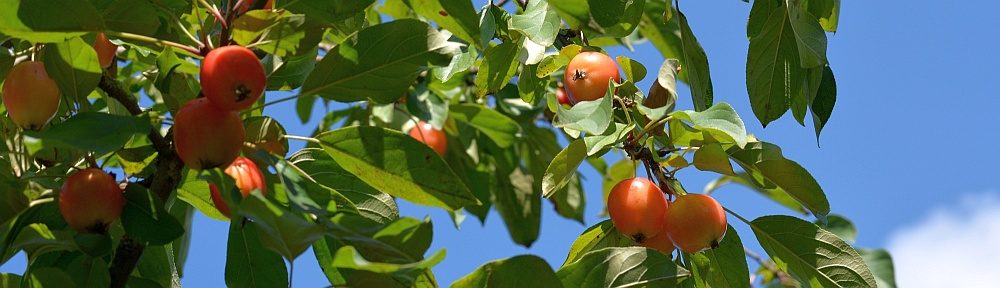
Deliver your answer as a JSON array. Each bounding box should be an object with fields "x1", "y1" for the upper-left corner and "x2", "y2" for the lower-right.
[{"x1": 887, "y1": 192, "x2": 1000, "y2": 288}]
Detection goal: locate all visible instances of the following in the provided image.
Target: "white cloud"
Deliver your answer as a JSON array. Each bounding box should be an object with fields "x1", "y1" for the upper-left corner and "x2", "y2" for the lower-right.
[{"x1": 887, "y1": 192, "x2": 1000, "y2": 288}]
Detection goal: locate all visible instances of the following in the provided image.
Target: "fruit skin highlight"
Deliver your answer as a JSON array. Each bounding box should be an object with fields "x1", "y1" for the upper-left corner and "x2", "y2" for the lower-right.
[
  {"x1": 94, "y1": 33, "x2": 118, "y2": 68},
  {"x1": 210, "y1": 156, "x2": 267, "y2": 217},
  {"x1": 665, "y1": 193, "x2": 728, "y2": 253},
  {"x1": 563, "y1": 51, "x2": 621, "y2": 103},
  {"x1": 59, "y1": 168, "x2": 124, "y2": 234},
  {"x1": 2, "y1": 61, "x2": 61, "y2": 130},
  {"x1": 409, "y1": 121, "x2": 448, "y2": 156},
  {"x1": 200, "y1": 46, "x2": 266, "y2": 111},
  {"x1": 607, "y1": 177, "x2": 668, "y2": 244},
  {"x1": 173, "y1": 97, "x2": 245, "y2": 170}
]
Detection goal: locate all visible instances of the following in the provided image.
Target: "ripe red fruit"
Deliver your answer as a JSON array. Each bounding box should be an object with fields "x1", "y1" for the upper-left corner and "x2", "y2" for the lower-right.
[
  {"x1": 2, "y1": 61, "x2": 60, "y2": 130},
  {"x1": 556, "y1": 87, "x2": 572, "y2": 106},
  {"x1": 173, "y1": 98, "x2": 245, "y2": 170},
  {"x1": 210, "y1": 156, "x2": 267, "y2": 217},
  {"x1": 409, "y1": 121, "x2": 447, "y2": 156},
  {"x1": 665, "y1": 194, "x2": 728, "y2": 253},
  {"x1": 200, "y1": 46, "x2": 266, "y2": 111},
  {"x1": 59, "y1": 168, "x2": 124, "y2": 233},
  {"x1": 607, "y1": 177, "x2": 668, "y2": 244},
  {"x1": 563, "y1": 51, "x2": 621, "y2": 103},
  {"x1": 94, "y1": 33, "x2": 118, "y2": 68},
  {"x1": 641, "y1": 215, "x2": 675, "y2": 254}
]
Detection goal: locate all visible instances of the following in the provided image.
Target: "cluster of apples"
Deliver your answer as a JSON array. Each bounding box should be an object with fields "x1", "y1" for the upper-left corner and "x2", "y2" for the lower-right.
[
  {"x1": 6, "y1": 35, "x2": 125, "y2": 234},
  {"x1": 608, "y1": 178, "x2": 728, "y2": 254},
  {"x1": 556, "y1": 51, "x2": 728, "y2": 253},
  {"x1": 171, "y1": 45, "x2": 269, "y2": 217}
]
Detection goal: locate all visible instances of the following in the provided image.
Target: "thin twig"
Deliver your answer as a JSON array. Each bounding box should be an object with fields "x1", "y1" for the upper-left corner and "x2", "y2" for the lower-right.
[
  {"x1": 105, "y1": 31, "x2": 202, "y2": 57},
  {"x1": 744, "y1": 246, "x2": 796, "y2": 286}
]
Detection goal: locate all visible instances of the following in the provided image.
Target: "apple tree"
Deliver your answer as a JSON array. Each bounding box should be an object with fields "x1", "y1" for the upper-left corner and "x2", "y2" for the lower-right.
[{"x1": 0, "y1": 0, "x2": 897, "y2": 287}]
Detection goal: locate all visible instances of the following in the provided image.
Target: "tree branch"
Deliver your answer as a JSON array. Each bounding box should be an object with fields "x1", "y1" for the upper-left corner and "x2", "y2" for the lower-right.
[
  {"x1": 99, "y1": 73, "x2": 185, "y2": 288},
  {"x1": 744, "y1": 246, "x2": 797, "y2": 286}
]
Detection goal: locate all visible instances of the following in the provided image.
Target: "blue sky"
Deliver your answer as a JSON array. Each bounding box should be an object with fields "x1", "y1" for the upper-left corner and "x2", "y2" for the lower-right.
[{"x1": 5, "y1": 0, "x2": 1000, "y2": 286}]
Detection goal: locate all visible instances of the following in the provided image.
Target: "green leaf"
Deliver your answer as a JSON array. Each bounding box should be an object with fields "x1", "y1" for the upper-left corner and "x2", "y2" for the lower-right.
[
  {"x1": 747, "y1": 0, "x2": 808, "y2": 127},
  {"x1": 285, "y1": 0, "x2": 374, "y2": 25},
  {"x1": 23, "y1": 112, "x2": 151, "y2": 156},
  {"x1": 168, "y1": 201, "x2": 194, "y2": 278},
  {"x1": 116, "y1": 145, "x2": 157, "y2": 178},
  {"x1": 433, "y1": 49, "x2": 477, "y2": 82},
  {"x1": 121, "y1": 185, "x2": 184, "y2": 245},
  {"x1": 639, "y1": 2, "x2": 683, "y2": 64},
  {"x1": 0, "y1": 48, "x2": 13, "y2": 80},
  {"x1": 0, "y1": 200, "x2": 66, "y2": 261},
  {"x1": 517, "y1": 64, "x2": 549, "y2": 105},
  {"x1": 535, "y1": 54, "x2": 568, "y2": 78},
  {"x1": 548, "y1": 174, "x2": 585, "y2": 224},
  {"x1": 704, "y1": 173, "x2": 807, "y2": 215},
  {"x1": 409, "y1": 0, "x2": 481, "y2": 48},
  {"x1": 553, "y1": 86, "x2": 614, "y2": 135},
  {"x1": 0, "y1": 273, "x2": 20, "y2": 287},
  {"x1": 676, "y1": 11, "x2": 713, "y2": 111},
  {"x1": 41, "y1": 37, "x2": 102, "y2": 103},
  {"x1": 11, "y1": 223, "x2": 76, "y2": 258},
  {"x1": 266, "y1": 49, "x2": 318, "y2": 91},
  {"x1": 134, "y1": 244, "x2": 179, "y2": 287},
  {"x1": 638, "y1": 59, "x2": 678, "y2": 119},
  {"x1": 238, "y1": 193, "x2": 326, "y2": 260},
  {"x1": 806, "y1": 0, "x2": 840, "y2": 32},
  {"x1": 562, "y1": 220, "x2": 634, "y2": 267},
  {"x1": 510, "y1": 0, "x2": 560, "y2": 46},
  {"x1": 289, "y1": 148, "x2": 399, "y2": 224},
  {"x1": 541, "y1": 139, "x2": 587, "y2": 198},
  {"x1": 176, "y1": 169, "x2": 228, "y2": 220},
  {"x1": 225, "y1": 220, "x2": 289, "y2": 288},
  {"x1": 859, "y1": 249, "x2": 897, "y2": 288},
  {"x1": 670, "y1": 102, "x2": 748, "y2": 148},
  {"x1": 558, "y1": 247, "x2": 690, "y2": 287},
  {"x1": 233, "y1": 10, "x2": 324, "y2": 57},
  {"x1": 693, "y1": 143, "x2": 736, "y2": 175},
  {"x1": 755, "y1": 159, "x2": 830, "y2": 217},
  {"x1": 26, "y1": 267, "x2": 76, "y2": 287},
  {"x1": 582, "y1": 123, "x2": 632, "y2": 156},
  {"x1": 0, "y1": 173, "x2": 27, "y2": 225},
  {"x1": 330, "y1": 246, "x2": 445, "y2": 275},
  {"x1": 587, "y1": 0, "x2": 645, "y2": 37},
  {"x1": 268, "y1": 155, "x2": 338, "y2": 214},
  {"x1": 301, "y1": 19, "x2": 459, "y2": 104},
  {"x1": 449, "y1": 104, "x2": 521, "y2": 148},
  {"x1": 452, "y1": 255, "x2": 562, "y2": 288},
  {"x1": 0, "y1": 0, "x2": 102, "y2": 42},
  {"x1": 750, "y1": 215, "x2": 877, "y2": 288},
  {"x1": 810, "y1": 65, "x2": 836, "y2": 141},
  {"x1": 786, "y1": 0, "x2": 829, "y2": 68},
  {"x1": 547, "y1": 0, "x2": 590, "y2": 29},
  {"x1": 475, "y1": 41, "x2": 522, "y2": 98},
  {"x1": 101, "y1": 0, "x2": 160, "y2": 36},
  {"x1": 493, "y1": 167, "x2": 541, "y2": 247},
  {"x1": 315, "y1": 126, "x2": 478, "y2": 210},
  {"x1": 686, "y1": 225, "x2": 750, "y2": 288},
  {"x1": 314, "y1": 215, "x2": 438, "y2": 287},
  {"x1": 816, "y1": 214, "x2": 857, "y2": 243}
]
